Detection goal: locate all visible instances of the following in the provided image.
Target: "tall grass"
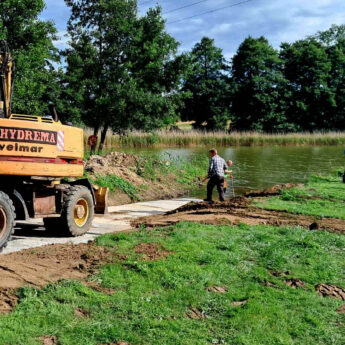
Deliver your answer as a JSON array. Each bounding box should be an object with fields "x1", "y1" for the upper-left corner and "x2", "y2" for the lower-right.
[{"x1": 84, "y1": 129, "x2": 345, "y2": 148}]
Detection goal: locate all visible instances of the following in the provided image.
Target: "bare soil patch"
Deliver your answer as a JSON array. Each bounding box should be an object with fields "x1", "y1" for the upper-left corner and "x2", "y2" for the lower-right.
[
  {"x1": 132, "y1": 199, "x2": 345, "y2": 234},
  {"x1": 284, "y1": 279, "x2": 305, "y2": 289},
  {"x1": 264, "y1": 280, "x2": 277, "y2": 287},
  {"x1": 231, "y1": 300, "x2": 248, "y2": 307},
  {"x1": 0, "y1": 289, "x2": 18, "y2": 314},
  {"x1": 40, "y1": 336, "x2": 58, "y2": 345},
  {"x1": 75, "y1": 307, "x2": 90, "y2": 318},
  {"x1": 83, "y1": 281, "x2": 116, "y2": 295},
  {"x1": 270, "y1": 271, "x2": 289, "y2": 278},
  {"x1": 0, "y1": 242, "x2": 113, "y2": 290},
  {"x1": 0, "y1": 242, "x2": 114, "y2": 313},
  {"x1": 244, "y1": 183, "x2": 303, "y2": 197},
  {"x1": 336, "y1": 305, "x2": 345, "y2": 314},
  {"x1": 98, "y1": 343, "x2": 130, "y2": 345},
  {"x1": 206, "y1": 286, "x2": 228, "y2": 293},
  {"x1": 188, "y1": 307, "x2": 206, "y2": 319},
  {"x1": 134, "y1": 243, "x2": 172, "y2": 261},
  {"x1": 315, "y1": 284, "x2": 345, "y2": 300}
]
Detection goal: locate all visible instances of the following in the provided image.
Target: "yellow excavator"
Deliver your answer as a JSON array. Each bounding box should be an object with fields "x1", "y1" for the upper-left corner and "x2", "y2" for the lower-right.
[{"x1": 0, "y1": 41, "x2": 107, "y2": 251}]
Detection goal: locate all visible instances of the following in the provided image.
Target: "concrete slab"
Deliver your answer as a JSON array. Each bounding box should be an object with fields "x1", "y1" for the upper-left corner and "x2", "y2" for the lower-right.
[{"x1": 2, "y1": 198, "x2": 199, "y2": 254}]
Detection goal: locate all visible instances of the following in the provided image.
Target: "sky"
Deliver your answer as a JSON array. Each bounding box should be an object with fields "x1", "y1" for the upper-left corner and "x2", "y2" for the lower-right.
[{"x1": 41, "y1": 0, "x2": 345, "y2": 59}]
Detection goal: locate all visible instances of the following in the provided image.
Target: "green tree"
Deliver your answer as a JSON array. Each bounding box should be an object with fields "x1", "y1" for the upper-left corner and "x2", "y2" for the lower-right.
[
  {"x1": 110, "y1": 7, "x2": 187, "y2": 134},
  {"x1": 181, "y1": 37, "x2": 231, "y2": 130},
  {"x1": 0, "y1": 0, "x2": 59, "y2": 115},
  {"x1": 231, "y1": 36, "x2": 289, "y2": 131},
  {"x1": 313, "y1": 25, "x2": 345, "y2": 130},
  {"x1": 64, "y1": 1, "x2": 186, "y2": 149},
  {"x1": 64, "y1": 0, "x2": 138, "y2": 148},
  {"x1": 280, "y1": 38, "x2": 334, "y2": 131}
]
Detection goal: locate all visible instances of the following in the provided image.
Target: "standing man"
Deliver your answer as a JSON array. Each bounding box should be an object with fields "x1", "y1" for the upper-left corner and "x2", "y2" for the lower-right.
[{"x1": 203, "y1": 149, "x2": 228, "y2": 202}]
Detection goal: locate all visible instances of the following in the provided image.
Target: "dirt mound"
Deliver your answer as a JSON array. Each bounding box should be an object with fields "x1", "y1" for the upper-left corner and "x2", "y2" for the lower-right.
[
  {"x1": 167, "y1": 197, "x2": 249, "y2": 215},
  {"x1": 0, "y1": 242, "x2": 114, "y2": 313},
  {"x1": 0, "y1": 243, "x2": 113, "y2": 289},
  {"x1": 244, "y1": 183, "x2": 302, "y2": 197},
  {"x1": 85, "y1": 152, "x2": 146, "y2": 186},
  {"x1": 85, "y1": 152, "x2": 187, "y2": 205},
  {"x1": 132, "y1": 201, "x2": 345, "y2": 234},
  {"x1": 315, "y1": 284, "x2": 345, "y2": 300},
  {"x1": 134, "y1": 243, "x2": 172, "y2": 261}
]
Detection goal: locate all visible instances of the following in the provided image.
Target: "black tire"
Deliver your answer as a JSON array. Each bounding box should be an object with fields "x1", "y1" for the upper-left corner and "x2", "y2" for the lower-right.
[
  {"x1": 0, "y1": 191, "x2": 16, "y2": 252},
  {"x1": 61, "y1": 185, "x2": 94, "y2": 237}
]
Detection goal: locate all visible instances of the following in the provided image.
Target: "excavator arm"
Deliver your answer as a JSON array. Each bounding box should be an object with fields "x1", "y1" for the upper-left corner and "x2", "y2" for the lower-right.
[{"x1": 0, "y1": 40, "x2": 14, "y2": 118}]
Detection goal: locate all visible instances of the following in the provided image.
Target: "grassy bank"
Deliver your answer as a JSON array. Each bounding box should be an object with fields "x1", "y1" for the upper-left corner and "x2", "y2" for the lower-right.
[
  {"x1": 84, "y1": 130, "x2": 345, "y2": 148},
  {"x1": 255, "y1": 170, "x2": 345, "y2": 219},
  {"x1": 85, "y1": 152, "x2": 208, "y2": 205},
  {"x1": 1, "y1": 222, "x2": 344, "y2": 344},
  {"x1": 1, "y1": 172, "x2": 345, "y2": 344}
]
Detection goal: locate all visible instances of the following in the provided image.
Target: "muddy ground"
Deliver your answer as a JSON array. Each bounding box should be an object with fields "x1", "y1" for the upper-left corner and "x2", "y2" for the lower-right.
[
  {"x1": 0, "y1": 242, "x2": 116, "y2": 313},
  {"x1": 132, "y1": 193, "x2": 345, "y2": 235},
  {"x1": 0, "y1": 238, "x2": 172, "y2": 313}
]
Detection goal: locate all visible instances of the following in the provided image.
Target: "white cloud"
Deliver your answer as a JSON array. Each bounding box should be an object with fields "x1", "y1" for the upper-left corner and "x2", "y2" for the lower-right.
[
  {"x1": 41, "y1": 0, "x2": 345, "y2": 55},
  {"x1": 53, "y1": 30, "x2": 70, "y2": 50}
]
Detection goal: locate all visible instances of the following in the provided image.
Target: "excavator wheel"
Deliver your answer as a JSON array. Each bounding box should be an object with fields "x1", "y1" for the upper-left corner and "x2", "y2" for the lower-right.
[
  {"x1": 60, "y1": 185, "x2": 94, "y2": 237},
  {"x1": 0, "y1": 191, "x2": 16, "y2": 252}
]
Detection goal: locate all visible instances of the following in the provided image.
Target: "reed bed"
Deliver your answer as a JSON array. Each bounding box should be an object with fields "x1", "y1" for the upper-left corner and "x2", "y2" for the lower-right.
[{"x1": 84, "y1": 129, "x2": 345, "y2": 148}]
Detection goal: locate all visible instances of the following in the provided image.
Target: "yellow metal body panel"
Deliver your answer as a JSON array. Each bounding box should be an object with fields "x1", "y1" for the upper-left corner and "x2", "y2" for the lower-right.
[
  {"x1": 0, "y1": 117, "x2": 84, "y2": 177},
  {"x1": 94, "y1": 186, "x2": 109, "y2": 214}
]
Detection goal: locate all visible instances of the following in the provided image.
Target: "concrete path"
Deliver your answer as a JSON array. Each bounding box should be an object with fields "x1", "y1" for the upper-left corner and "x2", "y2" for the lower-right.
[{"x1": 2, "y1": 198, "x2": 199, "y2": 254}]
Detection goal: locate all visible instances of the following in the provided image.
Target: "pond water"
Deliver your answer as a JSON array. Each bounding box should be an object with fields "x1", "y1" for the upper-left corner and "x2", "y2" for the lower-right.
[{"x1": 122, "y1": 146, "x2": 345, "y2": 198}]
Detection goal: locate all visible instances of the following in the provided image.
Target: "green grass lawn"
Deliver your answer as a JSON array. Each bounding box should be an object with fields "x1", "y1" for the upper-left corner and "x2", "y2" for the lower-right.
[
  {"x1": 1, "y1": 222, "x2": 344, "y2": 345},
  {"x1": 255, "y1": 173, "x2": 345, "y2": 219}
]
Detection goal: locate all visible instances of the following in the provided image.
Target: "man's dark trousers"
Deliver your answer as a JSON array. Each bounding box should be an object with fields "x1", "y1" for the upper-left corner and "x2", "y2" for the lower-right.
[{"x1": 207, "y1": 175, "x2": 225, "y2": 201}]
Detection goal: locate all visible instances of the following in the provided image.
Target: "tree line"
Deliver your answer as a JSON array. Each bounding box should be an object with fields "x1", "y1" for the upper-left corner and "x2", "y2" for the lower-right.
[{"x1": 1, "y1": 0, "x2": 345, "y2": 149}]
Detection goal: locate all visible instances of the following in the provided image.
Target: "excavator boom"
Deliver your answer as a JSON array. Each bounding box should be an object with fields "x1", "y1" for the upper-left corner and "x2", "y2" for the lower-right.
[{"x1": 0, "y1": 41, "x2": 14, "y2": 118}]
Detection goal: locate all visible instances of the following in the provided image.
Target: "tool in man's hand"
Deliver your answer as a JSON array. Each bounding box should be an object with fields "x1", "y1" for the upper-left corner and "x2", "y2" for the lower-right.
[{"x1": 230, "y1": 173, "x2": 236, "y2": 197}]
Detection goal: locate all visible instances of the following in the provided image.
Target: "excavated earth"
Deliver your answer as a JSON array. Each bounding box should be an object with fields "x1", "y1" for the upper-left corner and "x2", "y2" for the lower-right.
[
  {"x1": 132, "y1": 196, "x2": 345, "y2": 235},
  {"x1": 0, "y1": 242, "x2": 115, "y2": 313},
  {"x1": 85, "y1": 152, "x2": 188, "y2": 205}
]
